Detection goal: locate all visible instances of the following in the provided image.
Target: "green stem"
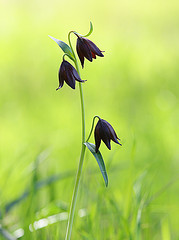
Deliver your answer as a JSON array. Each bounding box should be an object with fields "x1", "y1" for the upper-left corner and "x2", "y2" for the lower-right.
[
  {"x1": 86, "y1": 115, "x2": 100, "y2": 142},
  {"x1": 65, "y1": 32, "x2": 86, "y2": 240},
  {"x1": 62, "y1": 53, "x2": 71, "y2": 61}
]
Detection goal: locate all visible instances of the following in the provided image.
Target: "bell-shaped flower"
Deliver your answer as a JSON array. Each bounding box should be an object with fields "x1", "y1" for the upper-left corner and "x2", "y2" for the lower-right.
[
  {"x1": 56, "y1": 60, "x2": 86, "y2": 90},
  {"x1": 76, "y1": 37, "x2": 104, "y2": 68},
  {"x1": 94, "y1": 118, "x2": 122, "y2": 152}
]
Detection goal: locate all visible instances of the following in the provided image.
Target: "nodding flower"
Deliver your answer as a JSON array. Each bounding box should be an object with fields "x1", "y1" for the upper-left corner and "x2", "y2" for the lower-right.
[
  {"x1": 76, "y1": 37, "x2": 104, "y2": 68},
  {"x1": 56, "y1": 60, "x2": 86, "y2": 90},
  {"x1": 94, "y1": 118, "x2": 122, "y2": 153}
]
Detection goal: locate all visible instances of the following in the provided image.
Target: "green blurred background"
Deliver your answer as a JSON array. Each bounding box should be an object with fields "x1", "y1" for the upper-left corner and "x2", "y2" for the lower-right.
[{"x1": 0, "y1": 0, "x2": 179, "y2": 239}]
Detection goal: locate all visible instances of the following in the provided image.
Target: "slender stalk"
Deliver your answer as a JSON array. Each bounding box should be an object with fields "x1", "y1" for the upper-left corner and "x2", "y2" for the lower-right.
[
  {"x1": 65, "y1": 32, "x2": 86, "y2": 240},
  {"x1": 86, "y1": 115, "x2": 100, "y2": 142}
]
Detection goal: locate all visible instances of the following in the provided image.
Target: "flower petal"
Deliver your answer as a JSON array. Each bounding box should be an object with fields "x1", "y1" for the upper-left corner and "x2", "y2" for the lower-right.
[
  {"x1": 85, "y1": 38, "x2": 104, "y2": 57},
  {"x1": 104, "y1": 120, "x2": 122, "y2": 146},
  {"x1": 76, "y1": 40, "x2": 85, "y2": 68},
  {"x1": 56, "y1": 62, "x2": 65, "y2": 90},
  {"x1": 103, "y1": 138, "x2": 111, "y2": 150},
  {"x1": 72, "y1": 67, "x2": 86, "y2": 83},
  {"x1": 65, "y1": 70, "x2": 76, "y2": 89},
  {"x1": 94, "y1": 121, "x2": 102, "y2": 152},
  {"x1": 91, "y1": 52, "x2": 96, "y2": 59},
  {"x1": 77, "y1": 37, "x2": 93, "y2": 63},
  {"x1": 56, "y1": 80, "x2": 64, "y2": 90},
  {"x1": 99, "y1": 121, "x2": 112, "y2": 150}
]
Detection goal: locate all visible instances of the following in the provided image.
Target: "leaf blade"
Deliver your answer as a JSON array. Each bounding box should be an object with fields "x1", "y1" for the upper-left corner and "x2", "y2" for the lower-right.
[
  {"x1": 48, "y1": 35, "x2": 74, "y2": 61},
  {"x1": 74, "y1": 22, "x2": 93, "y2": 38},
  {"x1": 83, "y1": 21, "x2": 93, "y2": 37},
  {"x1": 84, "y1": 142, "x2": 108, "y2": 187}
]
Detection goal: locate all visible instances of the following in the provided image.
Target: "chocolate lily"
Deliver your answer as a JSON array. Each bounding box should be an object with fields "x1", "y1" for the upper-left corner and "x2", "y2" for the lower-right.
[
  {"x1": 94, "y1": 118, "x2": 122, "y2": 153},
  {"x1": 56, "y1": 60, "x2": 86, "y2": 90},
  {"x1": 76, "y1": 37, "x2": 104, "y2": 68}
]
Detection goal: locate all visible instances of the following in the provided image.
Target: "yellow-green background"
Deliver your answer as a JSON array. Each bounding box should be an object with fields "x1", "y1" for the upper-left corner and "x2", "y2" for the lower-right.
[{"x1": 0, "y1": 0, "x2": 179, "y2": 239}]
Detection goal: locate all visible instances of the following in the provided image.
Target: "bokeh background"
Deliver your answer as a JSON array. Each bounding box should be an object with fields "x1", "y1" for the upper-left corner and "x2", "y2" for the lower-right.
[{"x1": 0, "y1": 0, "x2": 179, "y2": 239}]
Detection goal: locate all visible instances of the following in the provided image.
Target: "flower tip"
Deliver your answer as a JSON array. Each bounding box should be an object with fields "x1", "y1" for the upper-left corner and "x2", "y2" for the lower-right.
[
  {"x1": 118, "y1": 138, "x2": 122, "y2": 146},
  {"x1": 99, "y1": 51, "x2": 104, "y2": 57},
  {"x1": 108, "y1": 145, "x2": 111, "y2": 150},
  {"x1": 115, "y1": 139, "x2": 122, "y2": 146},
  {"x1": 56, "y1": 86, "x2": 62, "y2": 91}
]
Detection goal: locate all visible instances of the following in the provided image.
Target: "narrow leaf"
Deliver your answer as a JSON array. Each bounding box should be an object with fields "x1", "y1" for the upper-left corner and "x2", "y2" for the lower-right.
[
  {"x1": 74, "y1": 22, "x2": 93, "y2": 38},
  {"x1": 48, "y1": 35, "x2": 74, "y2": 61},
  {"x1": 84, "y1": 142, "x2": 108, "y2": 187},
  {"x1": 83, "y1": 21, "x2": 93, "y2": 37}
]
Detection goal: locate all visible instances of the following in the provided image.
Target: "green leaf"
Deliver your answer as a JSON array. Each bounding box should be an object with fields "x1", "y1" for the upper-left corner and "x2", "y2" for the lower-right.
[
  {"x1": 48, "y1": 35, "x2": 74, "y2": 61},
  {"x1": 84, "y1": 142, "x2": 108, "y2": 187},
  {"x1": 83, "y1": 21, "x2": 93, "y2": 37},
  {"x1": 74, "y1": 22, "x2": 93, "y2": 38}
]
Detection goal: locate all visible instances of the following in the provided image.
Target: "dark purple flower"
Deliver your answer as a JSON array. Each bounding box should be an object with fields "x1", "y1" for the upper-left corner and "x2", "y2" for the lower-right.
[
  {"x1": 56, "y1": 60, "x2": 86, "y2": 90},
  {"x1": 76, "y1": 37, "x2": 104, "y2": 68},
  {"x1": 94, "y1": 118, "x2": 122, "y2": 153}
]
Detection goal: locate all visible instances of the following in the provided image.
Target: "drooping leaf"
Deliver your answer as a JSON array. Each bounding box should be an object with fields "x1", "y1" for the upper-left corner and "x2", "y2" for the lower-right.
[
  {"x1": 83, "y1": 21, "x2": 93, "y2": 37},
  {"x1": 74, "y1": 22, "x2": 93, "y2": 38},
  {"x1": 84, "y1": 142, "x2": 108, "y2": 187},
  {"x1": 49, "y1": 35, "x2": 74, "y2": 61}
]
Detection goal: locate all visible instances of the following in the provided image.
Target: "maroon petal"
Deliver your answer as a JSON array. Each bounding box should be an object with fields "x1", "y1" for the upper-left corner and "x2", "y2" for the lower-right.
[
  {"x1": 76, "y1": 40, "x2": 85, "y2": 68},
  {"x1": 72, "y1": 67, "x2": 86, "y2": 83},
  {"x1": 104, "y1": 120, "x2": 122, "y2": 146},
  {"x1": 56, "y1": 80, "x2": 64, "y2": 90},
  {"x1": 99, "y1": 120, "x2": 112, "y2": 150},
  {"x1": 77, "y1": 37, "x2": 93, "y2": 62},
  {"x1": 65, "y1": 70, "x2": 76, "y2": 89},
  {"x1": 103, "y1": 138, "x2": 111, "y2": 150},
  {"x1": 91, "y1": 52, "x2": 96, "y2": 59},
  {"x1": 94, "y1": 121, "x2": 102, "y2": 152},
  {"x1": 85, "y1": 38, "x2": 104, "y2": 57},
  {"x1": 56, "y1": 62, "x2": 65, "y2": 90}
]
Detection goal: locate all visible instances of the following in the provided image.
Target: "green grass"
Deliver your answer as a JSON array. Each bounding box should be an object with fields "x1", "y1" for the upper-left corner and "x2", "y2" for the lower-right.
[{"x1": 0, "y1": 0, "x2": 179, "y2": 239}]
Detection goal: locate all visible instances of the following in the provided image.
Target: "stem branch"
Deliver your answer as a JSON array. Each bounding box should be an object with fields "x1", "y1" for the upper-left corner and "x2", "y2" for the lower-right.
[{"x1": 86, "y1": 115, "x2": 100, "y2": 142}]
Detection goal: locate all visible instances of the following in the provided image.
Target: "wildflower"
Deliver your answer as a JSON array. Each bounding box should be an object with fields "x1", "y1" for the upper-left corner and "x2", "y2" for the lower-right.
[
  {"x1": 94, "y1": 118, "x2": 122, "y2": 152},
  {"x1": 76, "y1": 37, "x2": 104, "y2": 68},
  {"x1": 56, "y1": 60, "x2": 86, "y2": 90}
]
